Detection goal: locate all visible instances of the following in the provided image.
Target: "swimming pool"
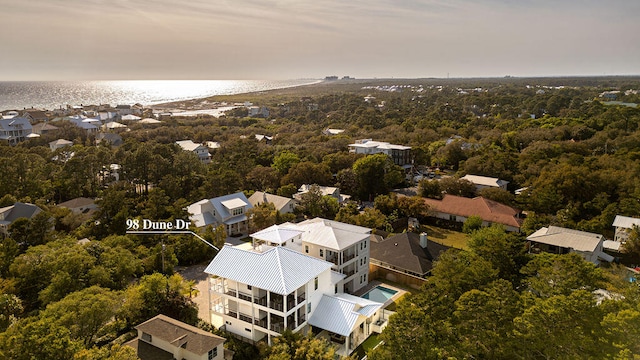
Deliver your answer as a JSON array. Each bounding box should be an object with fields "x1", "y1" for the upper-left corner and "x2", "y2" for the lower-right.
[{"x1": 361, "y1": 286, "x2": 398, "y2": 303}]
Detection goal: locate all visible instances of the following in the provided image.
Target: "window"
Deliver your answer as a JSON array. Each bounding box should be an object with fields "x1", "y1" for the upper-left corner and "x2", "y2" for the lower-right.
[
  {"x1": 319, "y1": 249, "x2": 324, "y2": 257},
  {"x1": 141, "y1": 332, "x2": 152, "y2": 343},
  {"x1": 314, "y1": 277, "x2": 318, "y2": 290},
  {"x1": 305, "y1": 245, "x2": 309, "y2": 253},
  {"x1": 307, "y1": 303, "x2": 312, "y2": 313},
  {"x1": 208, "y1": 347, "x2": 218, "y2": 360},
  {"x1": 245, "y1": 328, "x2": 251, "y2": 332},
  {"x1": 364, "y1": 274, "x2": 367, "y2": 282},
  {"x1": 334, "y1": 285, "x2": 338, "y2": 294},
  {"x1": 360, "y1": 242, "x2": 363, "y2": 250},
  {"x1": 449, "y1": 214, "x2": 457, "y2": 222},
  {"x1": 364, "y1": 241, "x2": 366, "y2": 248},
  {"x1": 247, "y1": 285, "x2": 252, "y2": 290},
  {"x1": 232, "y1": 207, "x2": 244, "y2": 216}
]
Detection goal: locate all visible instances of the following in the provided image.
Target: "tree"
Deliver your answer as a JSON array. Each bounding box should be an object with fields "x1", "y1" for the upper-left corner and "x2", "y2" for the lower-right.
[
  {"x1": 462, "y1": 215, "x2": 483, "y2": 234},
  {"x1": 353, "y1": 153, "x2": 404, "y2": 201},
  {"x1": 296, "y1": 185, "x2": 340, "y2": 219},
  {"x1": 520, "y1": 253, "x2": 605, "y2": 298},
  {"x1": 248, "y1": 202, "x2": 278, "y2": 233},
  {"x1": 120, "y1": 273, "x2": 198, "y2": 327},
  {"x1": 0, "y1": 316, "x2": 82, "y2": 360},
  {"x1": 622, "y1": 225, "x2": 640, "y2": 258},
  {"x1": 0, "y1": 292, "x2": 22, "y2": 332},
  {"x1": 73, "y1": 344, "x2": 139, "y2": 360},
  {"x1": 263, "y1": 330, "x2": 337, "y2": 360},
  {"x1": 272, "y1": 151, "x2": 300, "y2": 175},
  {"x1": 40, "y1": 286, "x2": 120, "y2": 347},
  {"x1": 246, "y1": 165, "x2": 281, "y2": 192},
  {"x1": 438, "y1": 177, "x2": 476, "y2": 198},
  {"x1": 468, "y1": 225, "x2": 529, "y2": 284},
  {"x1": 418, "y1": 179, "x2": 441, "y2": 199},
  {"x1": 281, "y1": 161, "x2": 332, "y2": 188},
  {"x1": 477, "y1": 187, "x2": 515, "y2": 205}
]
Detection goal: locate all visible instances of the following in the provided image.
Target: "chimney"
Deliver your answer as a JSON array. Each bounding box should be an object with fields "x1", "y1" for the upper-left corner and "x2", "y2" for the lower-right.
[{"x1": 420, "y1": 232, "x2": 428, "y2": 248}]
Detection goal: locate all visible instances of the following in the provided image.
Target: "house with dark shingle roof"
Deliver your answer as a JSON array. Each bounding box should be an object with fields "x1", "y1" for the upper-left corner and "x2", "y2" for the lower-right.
[
  {"x1": 369, "y1": 232, "x2": 450, "y2": 288},
  {"x1": 0, "y1": 202, "x2": 42, "y2": 236},
  {"x1": 423, "y1": 195, "x2": 523, "y2": 232},
  {"x1": 124, "y1": 314, "x2": 230, "y2": 360}
]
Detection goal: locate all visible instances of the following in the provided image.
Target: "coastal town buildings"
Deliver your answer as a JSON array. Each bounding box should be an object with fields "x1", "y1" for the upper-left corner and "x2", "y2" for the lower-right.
[
  {"x1": 459, "y1": 174, "x2": 509, "y2": 191},
  {"x1": 204, "y1": 218, "x2": 388, "y2": 356},
  {"x1": 125, "y1": 314, "x2": 229, "y2": 360},
  {"x1": 247, "y1": 191, "x2": 297, "y2": 214},
  {"x1": 526, "y1": 226, "x2": 614, "y2": 264},
  {"x1": 0, "y1": 202, "x2": 42, "y2": 237},
  {"x1": 0, "y1": 117, "x2": 32, "y2": 145},
  {"x1": 423, "y1": 195, "x2": 524, "y2": 232},
  {"x1": 176, "y1": 140, "x2": 212, "y2": 164},
  {"x1": 612, "y1": 215, "x2": 640, "y2": 243},
  {"x1": 187, "y1": 192, "x2": 253, "y2": 237},
  {"x1": 348, "y1": 139, "x2": 412, "y2": 166}
]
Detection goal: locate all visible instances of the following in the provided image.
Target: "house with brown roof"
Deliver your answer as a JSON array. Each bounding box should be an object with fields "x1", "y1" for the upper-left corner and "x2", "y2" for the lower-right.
[
  {"x1": 125, "y1": 314, "x2": 230, "y2": 360},
  {"x1": 369, "y1": 232, "x2": 450, "y2": 288},
  {"x1": 57, "y1": 197, "x2": 97, "y2": 216},
  {"x1": 31, "y1": 122, "x2": 59, "y2": 135},
  {"x1": 248, "y1": 191, "x2": 297, "y2": 214},
  {"x1": 423, "y1": 195, "x2": 523, "y2": 232},
  {"x1": 22, "y1": 109, "x2": 49, "y2": 124}
]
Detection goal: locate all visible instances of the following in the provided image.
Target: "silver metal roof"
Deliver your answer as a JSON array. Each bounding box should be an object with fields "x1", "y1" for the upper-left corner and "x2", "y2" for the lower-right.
[
  {"x1": 527, "y1": 226, "x2": 603, "y2": 252},
  {"x1": 612, "y1": 215, "x2": 640, "y2": 229},
  {"x1": 308, "y1": 294, "x2": 382, "y2": 337},
  {"x1": 204, "y1": 246, "x2": 333, "y2": 295}
]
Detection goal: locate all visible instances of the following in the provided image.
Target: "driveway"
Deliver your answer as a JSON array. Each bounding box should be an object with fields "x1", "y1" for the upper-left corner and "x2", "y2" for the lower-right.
[{"x1": 177, "y1": 263, "x2": 210, "y2": 322}]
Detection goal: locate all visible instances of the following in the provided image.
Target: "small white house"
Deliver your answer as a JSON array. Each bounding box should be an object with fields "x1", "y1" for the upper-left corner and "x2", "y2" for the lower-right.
[
  {"x1": 526, "y1": 226, "x2": 614, "y2": 264},
  {"x1": 187, "y1": 192, "x2": 253, "y2": 237},
  {"x1": 176, "y1": 140, "x2": 212, "y2": 164},
  {"x1": 459, "y1": 174, "x2": 509, "y2": 191},
  {"x1": 612, "y1": 215, "x2": 640, "y2": 243}
]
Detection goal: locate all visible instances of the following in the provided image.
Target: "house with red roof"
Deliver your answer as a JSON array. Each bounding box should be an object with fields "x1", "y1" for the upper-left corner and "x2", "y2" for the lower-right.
[{"x1": 423, "y1": 195, "x2": 524, "y2": 232}]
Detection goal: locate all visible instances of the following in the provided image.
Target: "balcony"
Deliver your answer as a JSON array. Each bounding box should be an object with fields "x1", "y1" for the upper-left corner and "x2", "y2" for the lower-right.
[
  {"x1": 342, "y1": 269, "x2": 355, "y2": 277},
  {"x1": 343, "y1": 253, "x2": 356, "y2": 262},
  {"x1": 297, "y1": 314, "x2": 306, "y2": 327},
  {"x1": 254, "y1": 318, "x2": 267, "y2": 328},
  {"x1": 326, "y1": 255, "x2": 339, "y2": 265},
  {"x1": 238, "y1": 291, "x2": 252, "y2": 302},
  {"x1": 239, "y1": 312, "x2": 253, "y2": 324},
  {"x1": 270, "y1": 322, "x2": 285, "y2": 333},
  {"x1": 269, "y1": 301, "x2": 284, "y2": 312},
  {"x1": 297, "y1": 293, "x2": 305, "y2": 303},
  {"x1": 253, "y1": 296, "x2": 267, "y2": 307},
  {"x1": 225, "y1": 289, "x2": 237, "y2": 297},
  {"x1": 227, "y1": 310, "x2": 238, "y2": 318}
]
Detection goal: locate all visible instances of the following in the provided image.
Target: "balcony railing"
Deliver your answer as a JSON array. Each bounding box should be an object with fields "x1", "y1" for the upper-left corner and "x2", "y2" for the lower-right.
[
  {"x1": 239, "y1": 312, "x2": 253, "y2": 324},
  {"x1": 287, "y1": 299, "x2": 296, "y2": 310},
  {"x1": 225, "y1": 289, "x2": 237, "y2": 297},
  {"x1": 227, "y1": 310, "x2": 238, "y2": 318},
  {"x1": 297, "y1": 293, "x2": 305, "y2": 303},
  {"x1": 343, "y1": 253, "x2": 356, "y2": 262},
  {"x1": 342, "y1": 269, "x2": 355, "y2": 277},
  {"x1": 297, "y1": 314, "x2": 306, "y2": 327},
  {"x1": 254, "y1": 318, "x2": 267, "y2": 328},
  {"x1": 270, "y1": 301, "x2": 284, "y2": 312},
  {"x1": 254, "y1": 296, "x2": 267, "y2": 306},
  {"x1": 326, "y1": 255, "x2": 339, "y2": 265},
  {"x1": 238, "y1": 291, "x2": 252, "y2": 302},
  {"x1": 270, "y1": 322, "x2": 285, "y2": 333}
]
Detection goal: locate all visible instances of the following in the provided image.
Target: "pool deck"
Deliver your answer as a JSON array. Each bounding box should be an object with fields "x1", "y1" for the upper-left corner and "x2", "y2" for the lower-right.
[{"x1": 353, "y1": 280, "x2": 407, "y2": 308}]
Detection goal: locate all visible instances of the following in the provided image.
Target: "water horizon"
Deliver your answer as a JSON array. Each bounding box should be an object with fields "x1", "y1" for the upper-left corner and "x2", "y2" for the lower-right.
[{"x1": 0, "y1": 79, "x2": 321, "y2": 112}]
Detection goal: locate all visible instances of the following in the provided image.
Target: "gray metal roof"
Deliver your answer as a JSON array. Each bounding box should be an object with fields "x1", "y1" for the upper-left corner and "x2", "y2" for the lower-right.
[
  {"x1": 250, "y1": 224, "x2": 303, "y2": 245},
  {"x1": 204, "y1": 246, "x2": 333, "y2": 295},
  {"x1": 308, "y1": 294, "x2": 382, "y2": 337},
  {"x1": 0, "y1": 202, "x2": 41, "y2": 223},
  {"x1": 527, "y1": 226, "x2": 603, "y2": 252},
  {"x1": 294, "y1": 218, "x2": 371, "y2": 250},
  {"x1": 612, "y1": 215, "x2": 640, "y2": 229}
]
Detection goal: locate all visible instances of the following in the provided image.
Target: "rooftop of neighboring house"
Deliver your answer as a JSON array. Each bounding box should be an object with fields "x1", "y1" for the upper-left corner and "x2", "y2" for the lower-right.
[
  {"x1": 187, "y1": 192, "x2": 252, "y2": 227},
  {"x1": 49, "y1": 139, "x2": 73, "y2": 147},
  {"x1": 0, "y1": 202, "x2": 42, "y2": 226},
  {"x1": 0, "y1": 117, "x2": 32, "y2": 131},
  {"x1": 369, "y1": 232, "x2": 451, "y2": 276},
  {"x1": 348, "y1": 139, "x2": 411, "y2": 150},
  {"x1": 423, "y1": 195, "x2": 523, "y2": 228},
  {"x1": 31, "y1": 122, "x2": 59, "y2": 132},
  {"x1": 57, "y1": 197, "x2": 96, "y2": 209},
  {"x1": 612, "y1": 215, "x2": 640, "y2": 229},
  {"x1": 526, "y1": 226, "x2": 603, "y2": 252},
  {"x1": 176, "y1": 140, "x2": 206, "y2": 152},
  {"x1": 130, "y1": 314, "x2": 225, "y2": 357},
  {"x1": 247, "y1": 191, "x2": 296, "y2": 212},
  {"x1": 459, "y1": 174, "x2": 509, "y2": 187},
  {"x1": 204, "y1": 245, "x2": 337, "y2": 295}
]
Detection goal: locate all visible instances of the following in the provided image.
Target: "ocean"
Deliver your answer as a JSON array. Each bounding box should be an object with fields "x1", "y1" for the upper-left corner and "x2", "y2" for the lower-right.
[{"x1": 0, "y1": 80, "x2": 319, "y2": 111}]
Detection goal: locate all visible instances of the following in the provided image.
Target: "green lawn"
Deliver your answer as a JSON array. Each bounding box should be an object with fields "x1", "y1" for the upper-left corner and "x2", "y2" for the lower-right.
[
  {"x1": 351, "y1": 333, "x2": 381, "y2": 359},
  {"x1": 420, "y1": 224, "x2": 470, "y2": 250}
]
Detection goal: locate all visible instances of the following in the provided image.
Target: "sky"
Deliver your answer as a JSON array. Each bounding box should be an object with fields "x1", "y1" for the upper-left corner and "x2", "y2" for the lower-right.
[{"x1": 1, "y1": 0, "x2": 639, "y2": 80}]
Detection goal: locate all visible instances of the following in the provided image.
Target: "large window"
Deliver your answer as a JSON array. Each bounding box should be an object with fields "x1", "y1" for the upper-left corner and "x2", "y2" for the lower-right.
[
  {"x1": 232, "y1": 207, "x2": 244, "y2": 216},
  {"x1": 141, "y1": 332, "x2": 152, "y2": 343},
  {"x1": 208, "y1": 347, "x2": 218, "y2": 360},
  {"x1": 314, "y1": 277, "x2": 318, "y2": 290}
]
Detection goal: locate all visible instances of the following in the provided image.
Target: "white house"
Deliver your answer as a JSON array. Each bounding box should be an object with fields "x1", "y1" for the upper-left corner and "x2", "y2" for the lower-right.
[
  {"x1": 205, "y1": 244, "x2": 388, "y2": 356},
  {"x1": 612, "y1": 215, "x2": 640, "y2": 243},
  {"x1": 348, "y1": 139, "x2": 412, "y2": 166},
  {"x1": 459, "y1": 174, "x2": 509, "y2": 191},
  {"x1": 254, "y1": 218, "x2": 372, "y2": 294},
  {"x1": 294, "y1": 184, "x2": 350, "y2": 204},
  {"x1": 187, "y1": 192, "x2": 253, "y2": 237},
  {"x1": 176, "y1": 140, "x2": 212, "y2": 164},
  {"x1": 526, "y1": 226, "x2": 614, "y2": 264},
  {"x1": 125, "y1": 314, "x2": 229, "y2": 360},
  {"x1": 0, "y1": 117, "x2": 32, "y2": 145},
  {"x1": 49, "y1": 139, "x2": 73, "y2": 151},
  {"x1": 248, "y1": 191, "x2": 297, "y2": 214}
]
